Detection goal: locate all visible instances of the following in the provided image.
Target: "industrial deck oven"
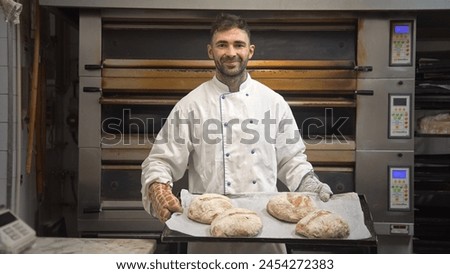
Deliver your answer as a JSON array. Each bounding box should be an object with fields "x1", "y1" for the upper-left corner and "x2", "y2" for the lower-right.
[{"x1": 40, "y1": 2, "x2": 416, "y2": 253}]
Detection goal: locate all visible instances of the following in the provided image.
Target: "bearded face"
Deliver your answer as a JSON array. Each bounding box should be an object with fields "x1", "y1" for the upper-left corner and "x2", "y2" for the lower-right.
[
  {"x1": 208, "y1": 28, "x2": 255, "y2": 81},
  {"x1": 215, "y1": 54, "x2": 248, "y2": 78}
]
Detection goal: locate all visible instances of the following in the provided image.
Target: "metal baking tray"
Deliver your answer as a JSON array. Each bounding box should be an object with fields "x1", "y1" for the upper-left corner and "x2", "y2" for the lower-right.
[{"x1": 161, "y1": 195, "x2": 377, "y2": 252}]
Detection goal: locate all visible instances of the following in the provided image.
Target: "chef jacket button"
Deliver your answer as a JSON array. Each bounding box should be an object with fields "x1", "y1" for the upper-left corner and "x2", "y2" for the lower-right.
[
  {"x1": 252, "y1": 180, "x2": 257, "y2": 184},
  {"x1": 250, "y1": 120, "x2": 254, "y2": 124},
  {"x1": 224, "y1": 122, "x2": 228, "y2": 127},
  {"x1": 227, "y1": 181, "x2": 231, "y2": 186},
  {"x1": 251, "y1": 149, "x2": 256, "y2": 154},
  {"x1": 225, "y1": 153, "x2": 230, "y2": 157},
  {"x1": 221, "y1": 95, "x2": 225, "y2": 99},
  {"x1": 246, "y1": 93, "x2": 249, "y2": 96}
]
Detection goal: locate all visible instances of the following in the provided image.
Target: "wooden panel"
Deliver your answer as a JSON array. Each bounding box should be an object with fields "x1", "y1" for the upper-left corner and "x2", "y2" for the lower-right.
[
  {"x1": 102, "y1": 77, "x2": 209, "y2": 91},
  {"x1": 248, "y1": 60, "x2": 355, "y2": 69},
  {"x1": 101, "y1": 149, "x2": 149, "y2": 162},
  {"x1": 102, "y1": 77, "x2": 355, "y2": 92},
  {"x1": 250, "y1": 69, "x2": 355, "y2": 79},
  {"x1": 103, "y1": 59, "x2": 355, "y2": 69},
  {"x1": 305, "y1": 139, "x2": 355, "y2": 150},
  {"x1": 101, "y1": 59, "x2": 356, "y2": 92},
  {"x1": 103, "y1": 69, "x2": 214, "y2": 78},
  {"x1": 99, "y1": 96, "x2": 355, "y2": 107},
  {"x1": 287, "y1": 98, "x2": 355, "y2": 107},
  {"x1": 305, "y1": 150, "x2": 355, "y2": 164},
  {"x1": 101, "y1": 133, "x2": 355, "y2": 164},
  {"x1": 305, "y1": 138, "x2": 355, "y2": 164},
  {"x1": 103, "y1": 68, "x2": 355, "y2": 79},
  {"x1": 252, "y1": 78, "x2": 356, "y2": 91},
  {"x1": 102, "y1": 147, "x2": 355, "y2": 164},
  {"x1": 103, "y1": 59, "x2": 214, "y2": 68},
  {"x1": 314, "y1": 166, "x2": 353, "y2": 172},
  {"x1": 100, "y1": 135, "x2": 355, "y2": 149},
  {"x1": 101, "y1": 165, "x2": 142, "y2": 170},
  {"x1": 99, "y1": 96, "x2": 182, "y2": 105}
]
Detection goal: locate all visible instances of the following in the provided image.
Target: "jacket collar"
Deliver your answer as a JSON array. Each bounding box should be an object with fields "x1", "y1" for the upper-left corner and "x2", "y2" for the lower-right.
[{"x1": 212, "y1": 73, "x2": 252, "y2": 93}]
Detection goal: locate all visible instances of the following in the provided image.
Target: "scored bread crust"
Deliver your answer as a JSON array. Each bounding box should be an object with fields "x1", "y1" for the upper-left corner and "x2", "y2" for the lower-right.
[
  {"x1": 266, "y1": 193, "x2": 316, "y2": 223},
  {"x1": 187, "y1": 193, "x2": 234, "y2": 224},
  {"x1": 295, "y1": 209, "x2": 350, "y2": 239},
  {"x1": 210, "y1": 208, "x2": 262, "y2": 237}
]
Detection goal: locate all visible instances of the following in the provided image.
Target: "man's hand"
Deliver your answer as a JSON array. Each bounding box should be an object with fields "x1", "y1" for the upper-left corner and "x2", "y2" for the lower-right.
[
  {"x1": 298, "y1": 174, "x2": 333, "y2": 202},
  {"x1": 148, "y1": 182, "x2": 183, "y2": 222}
]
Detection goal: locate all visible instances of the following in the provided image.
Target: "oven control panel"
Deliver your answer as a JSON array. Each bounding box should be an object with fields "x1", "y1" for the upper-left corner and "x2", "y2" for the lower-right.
[
  {"x1": 390, "y1": 21, "x2": 413, "y2": 66},
  {"x1": 388, "y1": 167, "x2": 411, "y2": 211},
  {"x1": 389, "y1": 94, "x2": 411, "y2": 138}
]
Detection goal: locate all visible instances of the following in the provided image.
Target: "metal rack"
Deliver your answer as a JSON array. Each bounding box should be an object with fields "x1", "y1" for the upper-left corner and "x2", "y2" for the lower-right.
[{"x1": 413, "y1": 18, "x2": 450, "y2": 252}]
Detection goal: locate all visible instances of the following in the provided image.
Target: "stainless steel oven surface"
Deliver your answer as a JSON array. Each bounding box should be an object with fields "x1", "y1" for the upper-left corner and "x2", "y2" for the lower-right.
[
  {"x1": 101, "y1": 168, "x2": 141, "y2": 201},
  {"x1": 101, "y1": 105, "x2": 171, "y2": 135}
]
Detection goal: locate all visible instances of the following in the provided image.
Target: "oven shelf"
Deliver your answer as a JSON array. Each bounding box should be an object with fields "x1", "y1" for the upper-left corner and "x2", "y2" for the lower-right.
[
  {"x1": 414, "y1": 196, "x2": 450, "y2": 253},
  {"x1": 414, "y1": 153, "x2": 450, "y2": 191},
  {"x1": 415, "y1": 85, "x2": 450, "y2": 95},
  {"x1": 413, "y1": 239, "x2": 450, "y2": 253},
  {"x1": 415, "y1": 80, "x2": 450, "y2": 110},
  {"x1": 415, "y1": 190, "x2": 450, "y2": 210},
  {"x1": 415, "y1": 154, "x2": 450, "y2": 165},
  {"x1": 414, "y1": 216, "x2": 450, "y2": 241},
  {"x1": 415, "y1": 100, "x2": 450, "y2": 110},
  {"x1": 415, "y1": 133, "x2": 450, "y2": 137},
  {"x1": 415, "y1": 182, "x2": 450, "y2": 191}
]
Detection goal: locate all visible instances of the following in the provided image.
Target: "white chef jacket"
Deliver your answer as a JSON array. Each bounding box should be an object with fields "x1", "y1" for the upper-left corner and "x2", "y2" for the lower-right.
[
  {"x1": 141, "y1": 74, "x2": 314, "y2": 253},
  {"x1": 141, "y1": 74, "x2": 313, "y2": 203}
]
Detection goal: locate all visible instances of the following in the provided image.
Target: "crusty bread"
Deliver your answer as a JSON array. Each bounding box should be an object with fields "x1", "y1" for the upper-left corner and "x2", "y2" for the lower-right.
[
  {"x1": 187, "y1": 193, "x2": 234, "y2": 224},
  {"x1": 295, "y1": 209, "x2": 350, "y2": 239},
  {"x1": 266, "y1": 193, "x2": 316, "y2": 223},
  {"x1": 418, "y1": 113, "x2": 450, "y2": 134},
  {"x1": 210, "y1": 208, "x2": 262, "y2": 237}
]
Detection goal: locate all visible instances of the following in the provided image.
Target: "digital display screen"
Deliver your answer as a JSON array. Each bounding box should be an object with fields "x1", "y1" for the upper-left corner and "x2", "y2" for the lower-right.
[
  {"x1": 393, "y1": 98, "x2": 407, "y2": 106},
  {"x1": 395, "y1": 25, "x2": 410, "y2": 34},
  {"x1": 392, "y1": 169, "x2": 407, "y2": 179},
  {"x1": 0, "y1": 211, "x2": 17, "y2": 227}
]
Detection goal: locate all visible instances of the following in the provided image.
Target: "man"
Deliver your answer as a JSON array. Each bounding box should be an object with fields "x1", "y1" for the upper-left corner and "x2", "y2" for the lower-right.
[{"x1": 141, "y1": 13, "x2": 333, "y2": 253}]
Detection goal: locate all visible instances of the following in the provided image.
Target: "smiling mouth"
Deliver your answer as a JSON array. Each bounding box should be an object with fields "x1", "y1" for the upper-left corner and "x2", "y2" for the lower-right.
[
  {"x1": 223, "y1": 60, "x2": 240, "y2": 67},
  {"x1": 222, "y1": 57, "x2": 241, "y2": 63}
]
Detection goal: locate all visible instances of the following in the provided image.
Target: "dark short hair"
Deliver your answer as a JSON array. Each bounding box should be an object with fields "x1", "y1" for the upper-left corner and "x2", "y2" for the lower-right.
[{"x1": 210, "y1": 13, "x2": 251, "y2": 42}]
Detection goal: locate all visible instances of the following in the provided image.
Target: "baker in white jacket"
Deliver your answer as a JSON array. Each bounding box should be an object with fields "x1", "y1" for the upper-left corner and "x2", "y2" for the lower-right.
[{"x1": 141, "y1": 13, "x2": 333, "y2": 253}]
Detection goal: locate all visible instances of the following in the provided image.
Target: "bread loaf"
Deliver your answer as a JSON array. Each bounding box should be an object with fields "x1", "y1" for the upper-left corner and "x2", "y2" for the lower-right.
[
  {"x1": 210, "y1": 208, "x2": 262, "y2": 237},
  {"x1": 295, "y1": 209, "x2": 350, "y2": 239},
  {"x1": 188, "y1": 193, "x2": 234, "y2": 224},
  {"x1": 266, "y1": 193, "x2": 316, "y2": 223},
  {"x1": 417, "y1": 112, "x2": 450, "y2": 134}
]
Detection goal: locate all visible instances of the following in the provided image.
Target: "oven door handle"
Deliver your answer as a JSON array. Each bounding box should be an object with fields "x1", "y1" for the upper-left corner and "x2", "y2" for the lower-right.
[
  {"x1": 83, "y1": 207, "x2": 101, "y2": 214},
  {"x1": 354, "y1": 65, "x2": 373, "y2": 72},
  {"x1": 85, "y1": 64, "x2": 103, "y2": 70},
  {"x1": 354, "y1": 90, "x2": 374, "y2": 96},
  {"x1": 83, "y1": 87, "x2": 102, "y2": 93}
]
